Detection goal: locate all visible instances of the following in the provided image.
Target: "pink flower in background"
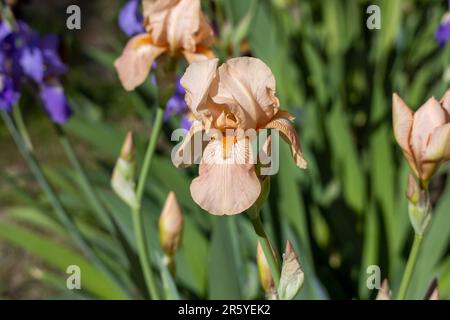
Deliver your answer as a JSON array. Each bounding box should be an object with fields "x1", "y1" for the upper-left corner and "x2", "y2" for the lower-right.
[{"x1": 114, "y1": 0, "x2": 215, "y2": 91}]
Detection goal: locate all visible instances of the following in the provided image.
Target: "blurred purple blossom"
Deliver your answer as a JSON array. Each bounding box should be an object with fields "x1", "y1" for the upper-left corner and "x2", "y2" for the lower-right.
[
  {"x1": 119, "y1": 0, "x2": 145, "y2": 36},
  {"x1": 0, "y1": 19, "x2": 71, "y2": 123},
  {"x1": 436, "y1": 12, "x2": 450, "y2": 47},
  {"x1": 163, "y1": 78, "x2": 192, "y2": 130}
]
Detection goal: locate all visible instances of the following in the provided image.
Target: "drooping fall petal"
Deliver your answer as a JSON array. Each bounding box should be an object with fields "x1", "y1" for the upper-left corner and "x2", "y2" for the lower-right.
[
  {"x1": 264, "y1": 111, "x2": 307, "y2": 169},
  {"x1": 190, "y1": 138, "x2": 261, "y2": 215},
  {"x1": 392, "y1": 93, "x2": 418, "y2": 176},
  {"x1": 114, "y1": 34, "x2": 166, "y2": 91}
]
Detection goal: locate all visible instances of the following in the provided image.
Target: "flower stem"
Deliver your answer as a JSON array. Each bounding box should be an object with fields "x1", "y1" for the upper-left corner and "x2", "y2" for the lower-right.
[
  {"x1": 54, "y1": 125, "x2": 114, "y2": 231},
  {"x1": 132, "y1": 106, "x2": 165, "y2": 300},
  {"x1": 1, "y1": 110, "x2": 128, "y2": 296},
  {"x1": 397, "y1": 233, "x2": 423, "y2": 300},
  {"x1": 250, "y1": 215, "x2": 281, "y2": 288},
  {"x1": 12, "y1": 104, "x2": 33, "y2": 150}
]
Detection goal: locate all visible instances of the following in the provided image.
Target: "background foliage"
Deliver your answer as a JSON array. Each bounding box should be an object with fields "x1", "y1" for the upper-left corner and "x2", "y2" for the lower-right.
[{"x1": 0, "y1": 0, "x2": 449, "y2": 299}]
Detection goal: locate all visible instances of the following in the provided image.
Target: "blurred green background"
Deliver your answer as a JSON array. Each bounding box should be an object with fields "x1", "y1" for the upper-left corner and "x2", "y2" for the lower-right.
[{"x1": 0, "y1": 0, "x2": 449, "y2": 299}]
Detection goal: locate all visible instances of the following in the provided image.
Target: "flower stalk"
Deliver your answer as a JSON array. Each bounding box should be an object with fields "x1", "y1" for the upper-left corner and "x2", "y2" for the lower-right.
[
  {"x1": 397, "y1": 233, "x2": 424, "y2": 300},
  {"x1": 249, "y1": 214, "x2": 281, "y2": 288},
  {"x1": 132, "y1": 106, "x2": 165, "y2": 300}
]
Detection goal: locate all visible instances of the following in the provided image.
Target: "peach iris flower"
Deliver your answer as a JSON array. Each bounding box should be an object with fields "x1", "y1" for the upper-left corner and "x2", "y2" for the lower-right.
[
  {"x1": 393, "y1": 90, "x2": 450, "y2": 182},
  {"x1": 173, "y1": 57, "x2": 307, "y2": 215},
  {"x1": 114, "y1": 0, "x2": 214, "y2": 91}
]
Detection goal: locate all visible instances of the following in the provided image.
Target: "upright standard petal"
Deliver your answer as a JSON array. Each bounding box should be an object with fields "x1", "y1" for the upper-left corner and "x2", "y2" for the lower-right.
[
  {"x1": 410, "y1": 97, "x2": 446, "y2": 162},
  {"x1": 19, "y1": 46, "x2": 44, "y2": 83},
  {"x1": 114, "y1": 34, "x2": 166, "y2": 91},
  {"x1": 39, "y1": 82, "x2": 72, "y2": 124},
  {"x1": 143, "y1": 0, "x2": 213, "y2": 53},
  {"x1": 190, "y1": 138, "x2": 261, "y2": 215},
  {"x1": 264, "y1": 111, "x2": 307, "y2": 169},
  {"x1": 392, "y1": 93, "x2": 418, "y2": 176},
  {"x1": 212, "y1": 57, "x2": 279, "y2": 130},
  {"x1": 180, "y1": 58, "x2": 218, "y2": 119}
]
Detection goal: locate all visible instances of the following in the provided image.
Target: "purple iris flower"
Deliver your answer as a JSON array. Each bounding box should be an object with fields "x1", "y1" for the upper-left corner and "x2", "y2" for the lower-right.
[
  {"x1": 0, "y1": 19, "x2": 71, "y2": 123},
  {"x1": 39, "y1": 82, "x2": 72, "y2": 124},
  {"x1": 119, "y1": 0, "x2": 145, "y2": 36},
  {"x1": 163, "y1": 78, "x2": 192, "y2": 130},
  {"x1": 436, "y1": 13, "x2": 450, "y2": 47},
  {"x1": 0, "y1": 76, "x2": 20, "y2": 111}
]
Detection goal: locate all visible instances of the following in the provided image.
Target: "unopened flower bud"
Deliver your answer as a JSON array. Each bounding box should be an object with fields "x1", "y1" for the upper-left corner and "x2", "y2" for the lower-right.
[
  {"x1": 159, "y1": 191, "x2": 184, "y2": 258},
  {"x1": 111, "y1": 131, "x2": 137, "y2": 208},
  {"x1": 376, "y1": 279, "x2": 391, "y2": 300},
  {"x1": 256, "y1": 241, "x2": 277, "y2": 299},
  {"x1": 277, "y1": 240, "x2": 304, "y2": 300},
  {"x1": 424, "y1": 279, "x2": 440, "y2": 300}
]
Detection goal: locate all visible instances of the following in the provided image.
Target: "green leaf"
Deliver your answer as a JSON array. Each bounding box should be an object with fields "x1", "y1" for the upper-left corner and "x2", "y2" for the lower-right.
[{"x1": 0, "y1": 222, "x2": 128, "y2": 299}]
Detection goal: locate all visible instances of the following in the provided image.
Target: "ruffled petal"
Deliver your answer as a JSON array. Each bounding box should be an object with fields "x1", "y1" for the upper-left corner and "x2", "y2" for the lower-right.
[
  {"x1": 263, "y1": 111, "x2": 307, "y2": 169},
  {"x1": 180, "y1": 58, "x2": 218, "y2": 120},
  {"x1": 211, "y1": 57, "x2": 279, "y2": 130},
  {"x1": 190, "y1": 137, "x2": 261, "y2": 215},
  {"x1": 114, "y1": 34, "x2": 166, "y2": 91}
]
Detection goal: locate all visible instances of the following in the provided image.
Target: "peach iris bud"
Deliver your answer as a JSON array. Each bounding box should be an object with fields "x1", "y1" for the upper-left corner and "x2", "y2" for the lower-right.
[
  {"x1": 376, "y1": 279, "x2": 392, "y2": 300},
  {"x1": 173, "y1": 57, "x2": 307, "y2": 215},
  {"x1": 159, "y1": 191, "x2": 184, "y2": 271},
  {"x1": 256, "y1": 242, "x2": 277, "y2": 299},
  {"x1": 115, "y1": 0, "x2": 215, "y2": 91},
  {"x1": 393, "y1": 90, "x2": 450, "y2": 183}
]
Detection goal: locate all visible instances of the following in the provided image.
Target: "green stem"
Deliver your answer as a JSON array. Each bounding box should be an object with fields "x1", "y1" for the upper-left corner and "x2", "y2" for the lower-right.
[
  {"x1": 250, "y1": 215, "x2": 281, "y2": 288},
  {"x1": 55, "y1": 125, "x2": 114, "y2": 231},
  {"x1": 397, "y1": 233, "x2": 423, "y2": 300},
  {"x1": 132, "y1": 106, "x2": 165, "y2": 299},
  {"x1": 12, "y1": 104, "x2": 33, "y2": 150},
  {"x1": 1, "y1": 110, "x2": 127, "y2": 296}
]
